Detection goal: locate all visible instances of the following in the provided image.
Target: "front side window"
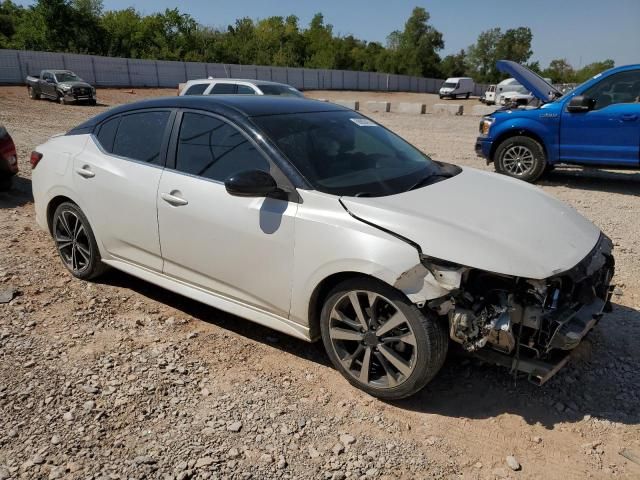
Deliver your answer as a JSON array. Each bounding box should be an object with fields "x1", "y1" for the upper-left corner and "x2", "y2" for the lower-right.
[
  {"x1": 184, "y1": 83, "x2": 209, "y2": 96},
  {"x1": 253, "y1": 111, "x2": 447, "y2": 197},
  {"x1": 175, "y1": 112, "x2": 270, "y2": 181},
  {"x1": 582, "y1": 70, "x2": 640, "y2": 110},
  {"x1": 210, "y1": 83, "x2": 237, "y2": 94},
  {"x1": 111, "y1": 111, "x2": 170, "y2": 165},
  {"x1": 55, "y1": 72, "x2": 81, "y2": 82}
]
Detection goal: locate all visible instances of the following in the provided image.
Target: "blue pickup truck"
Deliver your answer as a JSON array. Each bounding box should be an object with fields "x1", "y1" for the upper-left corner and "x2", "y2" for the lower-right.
[{"x1": 476, "y1": 61, "x2": 640, "y2": 182}]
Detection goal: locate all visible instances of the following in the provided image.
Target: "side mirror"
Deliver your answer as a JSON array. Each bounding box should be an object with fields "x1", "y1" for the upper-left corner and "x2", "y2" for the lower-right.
[
  {"x1": 567, "y1": 95, "x2": 595, "y2": 113},
  {"x1": 225, "y1": 170, "x2": 278, "y2": 197}
]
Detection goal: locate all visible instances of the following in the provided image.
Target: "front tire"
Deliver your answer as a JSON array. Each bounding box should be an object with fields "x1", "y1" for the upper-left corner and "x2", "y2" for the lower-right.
[
  {"x1": 320, "y1": 278, "x2": 448, "y2": 400},
  {"x1": 494, "y1": 135, "x2": 546, "y2": 183},
  {"x1": 52, "y1": 202, "x2": 108, "y2": 280}
]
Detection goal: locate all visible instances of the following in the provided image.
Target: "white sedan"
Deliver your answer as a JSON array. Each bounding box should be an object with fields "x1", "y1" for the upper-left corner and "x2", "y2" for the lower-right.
[{"x1": 31, "y1": 96, "x2": 615, "y2": 399}]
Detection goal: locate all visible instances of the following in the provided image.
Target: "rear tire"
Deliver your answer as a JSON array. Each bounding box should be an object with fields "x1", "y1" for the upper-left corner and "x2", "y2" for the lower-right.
[
  {"x1": 494, "y1": 135, "x2": 547, "y2": 183},
  {"x1": 28, "y1": 86, "x2": 40, "y2": 100},
  {"x1": 320, "y1": 277, "x2": 448, "y2": 400},
  {"x1": 0, "y1": 176, "x2": 12, "y2": 192},
  {"x1": 465, "y1": 92, "x2": 470, "y2": 99},
  {"x1": 52, "y1": 202, "x2": 108, "y2": 280}
]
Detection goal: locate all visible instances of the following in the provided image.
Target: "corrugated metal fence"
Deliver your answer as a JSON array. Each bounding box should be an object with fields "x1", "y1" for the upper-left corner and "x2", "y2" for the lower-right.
[{"x1": 0, "y1": 48, "x2": 488, "y2": 96}]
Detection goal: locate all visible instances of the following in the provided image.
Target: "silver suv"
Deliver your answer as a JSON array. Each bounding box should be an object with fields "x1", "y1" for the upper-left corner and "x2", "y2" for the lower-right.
[{"x1": 179, "y1": 78, "x2": 304, "y2": 97}]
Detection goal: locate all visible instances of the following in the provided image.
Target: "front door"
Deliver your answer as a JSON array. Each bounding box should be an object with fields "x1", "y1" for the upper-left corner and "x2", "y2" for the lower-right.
[
  {"x1": 73, "y1": 109, "x2": 173, "y2": 271},
  {"x1": 157, "y1": 111, "x2": 297, "y2": 317},
  {"x1": 560, "y1": 69, "x2": 640, "y2": 166}
]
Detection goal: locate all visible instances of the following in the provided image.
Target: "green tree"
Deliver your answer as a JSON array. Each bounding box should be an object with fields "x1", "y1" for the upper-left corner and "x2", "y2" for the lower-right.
[
  {"x1": 393, "y1": 7, "x2": 443, "y2": 77},
  {"x1": 466, "y1": 27, "x2": 502, "y2": 82},
  {"x1": 574, "y1": 59, "x2": 615, "y2": 83},
  {"x1": 440, "y1": 49, "x2": 467, "y2": 78},
  {"x1": 543, "y1": 58, "x2": 575, "y2": 83},
  {"x1": 303, "y1": 13, "x2": 335, "y2": 68}
]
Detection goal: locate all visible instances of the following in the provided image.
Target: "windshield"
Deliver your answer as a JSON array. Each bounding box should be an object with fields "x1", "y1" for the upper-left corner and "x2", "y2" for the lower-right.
[
  {"x1": 259, "y1": 85, "x2": 304, "y2": 97},
  {"x1": 55, "y1": 72, "x2": 81, "y2": 82},
  {"x1": 253, "y1": 111, "x2": 445, "y2": 197},
  {"x1": 442, "y1": 82, "x2": 457, "y2": 88}
]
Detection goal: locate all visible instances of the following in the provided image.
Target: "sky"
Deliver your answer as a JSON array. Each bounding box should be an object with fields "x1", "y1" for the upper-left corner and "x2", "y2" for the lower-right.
[{"x1": 16, "y1": 0, "x2": 640, "y2": 67}]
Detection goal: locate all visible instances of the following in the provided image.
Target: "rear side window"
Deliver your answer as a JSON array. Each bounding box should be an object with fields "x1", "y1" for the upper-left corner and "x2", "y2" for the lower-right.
[
  {"x1": 237, "y1": 85, "x2": 256, "y2": 95},
  {"x1": 210, "y1": 83, "x2": 237, "y2": 94},
  {"x1": 184, "y1": 83, "x2": 209, "y2": 96},
  {"x1": 111, "y1": 111, "x2": 170, "y2": 165},
  {"x1": 175, "y1": 112, "x2": 270, "y2": 181},
  {"x1": 96, "y1": 116, "x2": 121, "y2": 152}
]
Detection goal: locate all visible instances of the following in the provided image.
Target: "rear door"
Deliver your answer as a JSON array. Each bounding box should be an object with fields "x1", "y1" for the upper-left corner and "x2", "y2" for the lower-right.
[
  {"x1": 73, "y1": 108, "x2": 174, "y2": 271},
  {"x1": 560, "y1": 69, "x2": 640, "y2": 166},
  {"x1": 156, "y1": 110, "x2": 297, "y2": 317}
]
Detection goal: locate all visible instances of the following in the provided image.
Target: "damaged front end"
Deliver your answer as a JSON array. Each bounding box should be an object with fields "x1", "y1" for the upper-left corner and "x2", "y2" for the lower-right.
[{"x1": 424, "y1": 234, "x2": 615, "y2": 384}]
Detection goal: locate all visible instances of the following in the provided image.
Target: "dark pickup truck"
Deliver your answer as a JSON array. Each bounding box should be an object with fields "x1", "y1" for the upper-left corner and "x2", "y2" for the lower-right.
[{"x1": 26, "y1": 70, "x2": 96, "y2": 105}]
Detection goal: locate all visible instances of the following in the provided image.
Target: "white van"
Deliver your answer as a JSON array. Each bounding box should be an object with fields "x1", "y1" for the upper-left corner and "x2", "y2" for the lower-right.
[{"x1": 439, "y1": 77, "x2": 474, "y2": 99}]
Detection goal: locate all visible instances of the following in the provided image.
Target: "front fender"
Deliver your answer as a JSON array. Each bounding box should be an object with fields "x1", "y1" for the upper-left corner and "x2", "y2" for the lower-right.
[{"x1": 490, "y1": 113, "x2": 560, "y2": 163}]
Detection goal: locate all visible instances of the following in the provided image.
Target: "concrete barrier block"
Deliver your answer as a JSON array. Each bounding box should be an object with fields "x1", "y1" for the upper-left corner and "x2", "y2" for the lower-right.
[
  {"x1": 392, "y1": 102, "x2": 426, "y2": 115},
  {"x1": 333, "y1": 100, "x2": 359, "y2": 110},
  {"x1": 470, "y1": 105, "x2": 499, "y2": 116},
  {"x1": 365, "y1": 101, "x2": 390, "y2": 113},
  {"x1": 432, "y1": 103, "x2": 463, "y2": 116}
]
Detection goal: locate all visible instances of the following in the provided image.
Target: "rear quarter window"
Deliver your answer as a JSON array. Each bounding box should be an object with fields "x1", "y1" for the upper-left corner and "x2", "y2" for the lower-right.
[
  {"x1": 210, "y1": 83, "x2": 237, "y2": 94},
  {"x1": 109, "y1": 111, "x2": 171, "y2": 165},
  {"x1": 184, "y1": 83, "x2": 209, "y2": 95},
  {"x1": 95, "y1": 116, "x2": 121, "y2": 152}
]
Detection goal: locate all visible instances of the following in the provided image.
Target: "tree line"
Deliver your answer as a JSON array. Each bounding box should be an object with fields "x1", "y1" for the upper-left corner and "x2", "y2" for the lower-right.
[{"x1": 0, "y1": 0, "x2": 614, "y2": 84}]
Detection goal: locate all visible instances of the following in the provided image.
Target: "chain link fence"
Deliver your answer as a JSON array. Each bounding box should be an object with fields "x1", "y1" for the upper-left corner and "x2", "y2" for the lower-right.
[{"x1": 0, "y1": 48, "x2": 489, "y2": 96}]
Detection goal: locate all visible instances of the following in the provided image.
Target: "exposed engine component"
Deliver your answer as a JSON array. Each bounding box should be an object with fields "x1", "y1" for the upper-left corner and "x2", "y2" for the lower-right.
[{"x1": 439, "y1": 234, "x2": 615, "y2": 384}]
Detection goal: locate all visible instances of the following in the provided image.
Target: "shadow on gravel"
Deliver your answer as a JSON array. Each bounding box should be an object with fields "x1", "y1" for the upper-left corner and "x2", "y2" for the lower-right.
[
  {"x1": 540, "y1": 167, "x2": 640, "y2": 196},
  {"x1": 395, "y1": 302, "x2": 640, "y2": 429},
  {"x1": 0, "y1": 176, "x2": 33, "y2": 208},
  {"x1": 97, "y1": 269, "x2": 330, "y2": 366},
  {"x1": 97, "y1": 269, "x2": 639, "y2": 429}
]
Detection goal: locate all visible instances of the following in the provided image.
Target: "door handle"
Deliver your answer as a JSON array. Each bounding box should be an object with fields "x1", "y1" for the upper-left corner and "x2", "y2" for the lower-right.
[
  {"x1": 161, "y1": 191, "x2": 188, "y2": 206},
  {"x1": 621, "y1": 114, "x2": 638, "y2": 121},
  {"x1": 75, "y1": 166, "x2": 95, "y2": 178}
]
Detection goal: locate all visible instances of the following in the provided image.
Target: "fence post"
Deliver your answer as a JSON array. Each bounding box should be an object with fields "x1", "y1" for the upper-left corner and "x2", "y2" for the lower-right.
[
  {"x1": 183, "y1": 61, "x2": 188, "y2": 81},
  {"x1": 154, "y1": 61, "x2": 160, "y2": 87},
  {"x1": 16, "y1": 51, "x2": 24, "y2": 82},
  {"x1": 126, "y1": 58, "x2": 131, "y2": 87},
  {"x1": 90, "y1": 56, "x2": 97, "y2": 84}
]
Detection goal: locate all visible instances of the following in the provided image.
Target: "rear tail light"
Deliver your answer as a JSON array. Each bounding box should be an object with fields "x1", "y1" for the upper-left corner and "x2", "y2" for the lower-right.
[
  {"x1": 30, "y1": 151, "x2": 43, "y2": 169},
  {"x1": 0, "y1": 130, "x2": 18, "y2": 173}
]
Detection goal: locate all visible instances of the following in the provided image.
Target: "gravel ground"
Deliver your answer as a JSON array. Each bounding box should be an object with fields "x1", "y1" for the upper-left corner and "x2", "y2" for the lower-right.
[{"x1": 1, "y1": 86, "x2": 639, "y2": 480}]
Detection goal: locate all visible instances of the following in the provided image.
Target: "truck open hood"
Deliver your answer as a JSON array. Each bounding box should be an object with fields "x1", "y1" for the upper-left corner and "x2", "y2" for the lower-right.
[
  {"x1": 496, "y1": 60, "x2": 561, "y2": 103},
  {"x1": 341, "y1": 167, "x2": 600, "y2": 279}
]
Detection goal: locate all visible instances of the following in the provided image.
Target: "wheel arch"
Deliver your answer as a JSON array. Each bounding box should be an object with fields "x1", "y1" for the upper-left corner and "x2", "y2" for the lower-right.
[
  {"x1": 307, "y1": 271, "x2": 387, "y2": 341},
  {"x1": 490, "y1": 128, "x2": 548, "y2": 163},
  {"x1": 46, "y1": 195, "x2": 77, "y2": 234}
]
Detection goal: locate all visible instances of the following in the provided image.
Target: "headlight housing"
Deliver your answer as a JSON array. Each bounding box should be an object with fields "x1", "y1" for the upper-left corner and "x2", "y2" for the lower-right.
[
  {"x1": 479, "y1": 117, "x2": 495, "y2": 135},
  {"x1": 60, "y1": 84, "x2": 72, "y2": 92}
]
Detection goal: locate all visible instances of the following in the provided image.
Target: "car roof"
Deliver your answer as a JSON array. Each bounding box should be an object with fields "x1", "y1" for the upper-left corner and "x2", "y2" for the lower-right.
[
  {"x1": 186, "y1": 78, "x2": 296, "y2": 87},
  {"x1": 71, "y1": 96, "x2": 349, "y2": 130}
]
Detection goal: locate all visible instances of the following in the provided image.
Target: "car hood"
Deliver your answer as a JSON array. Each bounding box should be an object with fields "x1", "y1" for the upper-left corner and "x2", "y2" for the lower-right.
[
  {"x1": 59, "y1": 81, "x2": 92, "y2": 89},
  {"x1": 341, "y1": 167, "x2": 600, "y2": 279},
  {"x1": 496, "y1": 60, "x2": 561, "y2": 103}
]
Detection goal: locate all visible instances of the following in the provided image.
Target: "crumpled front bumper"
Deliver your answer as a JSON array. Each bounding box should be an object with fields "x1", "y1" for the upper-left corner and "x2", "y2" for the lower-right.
[
  {"x1": 475, "y1": 234, "x2": 615, "y2": 385},
  {"x1": 475, "y1": 136, "x2": 493, "y2": 161}
]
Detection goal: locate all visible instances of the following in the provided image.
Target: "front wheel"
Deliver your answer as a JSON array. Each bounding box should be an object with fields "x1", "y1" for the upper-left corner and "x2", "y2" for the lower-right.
[
  {"x1": 320, "y1": 278, "x2": 448, "y2": 400},
  {"x1": 52, "y1": 202, "x2": 108, "y2": 280},
  {"x1": 494, "y1": 136, "x2": 547, "y2": 183}
]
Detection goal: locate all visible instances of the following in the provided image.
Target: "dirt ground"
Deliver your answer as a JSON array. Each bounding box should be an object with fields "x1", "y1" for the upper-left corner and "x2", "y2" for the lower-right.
[{"x1": 0, "y1": 86, "x2": 639, "y2": 480}]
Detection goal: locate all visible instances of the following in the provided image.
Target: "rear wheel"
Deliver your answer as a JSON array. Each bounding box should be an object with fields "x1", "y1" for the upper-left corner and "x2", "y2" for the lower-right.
[
  {"x1": 495, "y1": 136, "x2": 546, "y2": 183},
  {"x1": 465, "y1": 92, "x2": 470, "y2": 99},
  {"x1": 320, "y1": 278, "x2": 448, "y2": 400},
  {"x1": 28, "y1": 86, "x2": 40, "y2": 100},
  {"x1": 52, "y1": 202, "x2": 108, "y2": 280}
]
